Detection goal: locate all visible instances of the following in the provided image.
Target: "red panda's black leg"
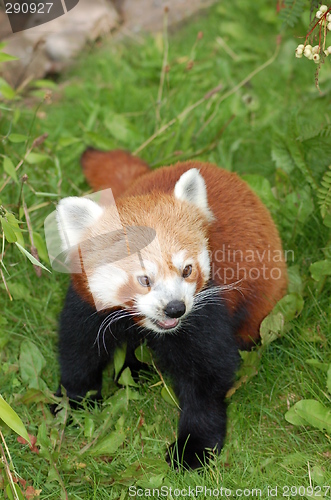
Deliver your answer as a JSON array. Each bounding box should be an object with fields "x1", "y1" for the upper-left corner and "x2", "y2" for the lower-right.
[
  {"x1": 167, "y1": 385, "x2": 228, "y2": 469},
  {"x1": 148, "y1": 298, "x2": 239, "y2": 470},
  {"x1": 56, "y1": 283, "x2": 140, "y2": 404},
  {"x1": 56, "y1": 284, "x2": 111, "y2": 403}
]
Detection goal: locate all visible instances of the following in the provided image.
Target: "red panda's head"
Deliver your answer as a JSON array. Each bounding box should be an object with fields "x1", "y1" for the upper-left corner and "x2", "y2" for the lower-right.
[{"x1": 56, "y1": 169, "x2": 214, "y2": 333}]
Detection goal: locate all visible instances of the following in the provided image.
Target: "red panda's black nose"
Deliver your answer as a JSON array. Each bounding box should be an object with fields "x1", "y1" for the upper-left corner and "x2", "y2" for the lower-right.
[{"x1": 164, "y1": 300, "x2": 186, "y2": 319}]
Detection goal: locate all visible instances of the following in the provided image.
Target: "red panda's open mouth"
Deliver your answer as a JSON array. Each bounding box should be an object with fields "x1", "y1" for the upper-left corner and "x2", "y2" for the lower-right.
[{"x1": 155, "y1": 318, "x2": 179, "y2": 330}]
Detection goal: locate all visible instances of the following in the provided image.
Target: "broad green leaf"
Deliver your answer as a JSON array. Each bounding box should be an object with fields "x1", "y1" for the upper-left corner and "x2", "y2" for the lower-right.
[
  {"x1": 271, "y1": 134, "x2": 295, "y2": 174},
  {"x1": 33, "y1": 79, "x2": 58, "y2": 89},
  {"x1": 6, "y1": 212, "x2": 24, "y2": 246},
  {"x1": 284, "y1": 188, "x2": 314, "y2": 224},
  {"x1": 25, "y1": 152, "x2": 49, "y2": 164},
  {"x1": 117, "y1": 367, "x2": 138, "y2": 387},
  {"x1": 285, "y1": 402, "x2": 313, "y2": 427},
  {"x1": 238, "y1": 350, "x2": 261, "y2": 379},
  {"x1": 134, "y1": 344, "x2": 153, "y2": 365},
  {"x1": 1, "y1": 217, "x2": 17, "y2": 242},
  {"x1": 323, "y1": 212, "x2": 331, "y2": 228},
  {"x1": 18, "y1": 389, "x2": 49, "y2": 405},
  {"x1": 0, "y1": 395, "x2": 30, "y2": 442},
  {"x1": 37, "y1": 420, "x2": 52, "y2": 460},
  {"x1": 260, "y1": 311, "x2": 284, "y2": 346},
  {"x1": 89, "y1": 429, "x2": 125, "y2": 456},
  {"x1": 285, "y1": 399, "x2": 331, "y2": 433},
  {"x1": 286, "y1": 138, "x2": 317, "y2": 189},
  {"x1": 15, "y1": 242, "x2": 51, "y2": 272},
  {"x1": 273, "y1": 293, "x2": 304, "y2": 321},
  {"x1": 0, "y1": 77, "x2": 16, "y2": 99},
  {"x1": 241, "y1": 174, "x2": 279, "y2": 210},
  {"x1": 19, "y1": 340, "x2": 46, "y2": 390},
  {"x1": 310, "y1": 259, "x2": 331, "y2": 281},
  {"x1": 3, "y1": 156, "x2": 18, "y2": 183},
  {"x1": 102, "y1": 390, "x2": 128, "y2": 419},
  {"x1": 102, "y1": 388, "x2": 141, "y2": 420},
  {"x1": 58, "y1": 136, "x2": 81, "y2": 148},
  {"x1": 306, "y1": 359, "x2": 329, "y2": 372},
  {"x1": 84, "y1": 131, "x2": 114, "y2": 150},
  {"x1": 84, "y1": 417, "x2": 95, "y2": 438},
  {"x1": 137, "y1": 473, "x2": 165, "y2": 490},
  {"x1": 311, "y1": 465, "x2": 325, "y2": 486},
  {"x1": 114, "y1": 343, "x2": 127, "y2": 379},
  {"x1": 161, "y1": 385, "x2": 180, "y2": 408},
  {"x1": 0, "y1": 52, "x2": 18, "y2": 62},
  {"x1": 6, "y1": 483, "x2": 25, "y2": 500},
  {"x1": 287, "y1": 265, "x2": 303, "y2": 295},
  {"x1": 4, "y1": 282, "x2": 31, "y2": 301},
  {"x1": 33, "y1": 231, "x2": 50, "y2": 264},
  {"x1": 5, "y1": 212, "x2": 21, "y2": 227},
  {"x1": 115, "y1": 414, "x2": 125, "y2": 431},
  {"x1": 280, "y1": 451, "x2": 308, "y2": 466},
  {"x1": 227, "y1": 350, "x2": 261, "y2": 397},
  {"x1": 104, "y1": 113, "x2": 137, "y2": 145},
  {"x1": 8, "y1": 134, "x2": 28, "y2": 143}
]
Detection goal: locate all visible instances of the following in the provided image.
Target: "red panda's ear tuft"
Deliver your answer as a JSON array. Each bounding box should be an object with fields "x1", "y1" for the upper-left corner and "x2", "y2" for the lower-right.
[
  {"x1": 56, "y1": 197, "x2": 104, "y2": 251},
  {"x1": 174, "y1": 168, "x2": 214, "y2": 221}
]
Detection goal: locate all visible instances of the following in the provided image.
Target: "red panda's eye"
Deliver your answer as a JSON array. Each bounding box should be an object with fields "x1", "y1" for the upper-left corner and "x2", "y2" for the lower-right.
[
  {"x1": 137, "y1": 275, "x2": 152, "y2": 287},
  {"x1": 182, "y1": 264, "x2": 192, "y2": 278}
]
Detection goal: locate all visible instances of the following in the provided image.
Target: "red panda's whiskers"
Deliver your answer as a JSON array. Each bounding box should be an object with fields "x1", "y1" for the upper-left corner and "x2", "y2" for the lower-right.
[{"x1": 94, "y1": 308, "x2": 137, "y2": 355}]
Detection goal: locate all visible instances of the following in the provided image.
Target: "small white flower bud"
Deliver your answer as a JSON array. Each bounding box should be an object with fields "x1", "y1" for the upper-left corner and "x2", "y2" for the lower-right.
[
  {"x1": 326, "y1": 13, "x2": 331, "y2": 22},
  {"x1": 304, "y1": 47, "x2": 312, "y2": 57},
  {"x1": 312, "y1": 45, "x2": 320, "y2": 54},
  {"x1": 308, "y1": 53, "x2": 314, "y2": 60},
  {"x1": 327, "y1": 46, "x2": 331, "y2": 54},
  {"x1": 313, "y1": 53, "x2": 320, "y2": 63},
  {"x1": 328, "y1": 22, "x2": 331, "y2": 30},
  {"x1": 316, "y1": 10, "x2": 323, "y2": 18},
  {"x1": 296, "y1": 47, "x2": 303, "y2": 55},
  {"x1": 324, "y1": 49, "x2": 329, "y2": 56},
  {"x1": 320, "y1": 5, "x2": 328, "y2": 13},
  {"x1": 297, "y1": 44, "x2": 305, "y2": 50}
]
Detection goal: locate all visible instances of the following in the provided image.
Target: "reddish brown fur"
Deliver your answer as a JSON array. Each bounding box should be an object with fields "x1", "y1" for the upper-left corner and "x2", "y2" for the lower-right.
[
  {"x1": 77, "y1": 151, "x2": 287, "y2": 345},
  {"x1": 81, "y1": 149, "x2": 150, "y2": 198}
]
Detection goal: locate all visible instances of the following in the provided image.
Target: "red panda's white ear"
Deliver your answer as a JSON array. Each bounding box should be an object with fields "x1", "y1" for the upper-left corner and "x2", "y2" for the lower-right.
[
  {"x1": 56, "y1": 197, "x2": 104, "y2": 251},
  {"x1": 174, "y1": 168, "x2": 214, "y2": 221}
]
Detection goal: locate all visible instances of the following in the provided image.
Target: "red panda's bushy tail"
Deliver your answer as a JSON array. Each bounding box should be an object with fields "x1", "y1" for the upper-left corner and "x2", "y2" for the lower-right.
[{"x1": 81, "y1": 148, "x2": 150, "y2": 198}]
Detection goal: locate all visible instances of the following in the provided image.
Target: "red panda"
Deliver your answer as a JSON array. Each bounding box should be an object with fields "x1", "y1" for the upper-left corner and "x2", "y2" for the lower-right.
[{"x1": 54, "y1": 149, "x2": 287, "y2": 469}]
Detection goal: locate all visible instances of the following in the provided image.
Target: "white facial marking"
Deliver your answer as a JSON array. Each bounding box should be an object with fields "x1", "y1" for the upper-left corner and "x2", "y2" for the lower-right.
[
  {"x1": 198, "y1": 246, "x2": 211, "y2": 281},
  {"x1": 135, "y1": 275, "x2": 196, "y2": 334},
  {"x1": 136, "y1": 259, "x2": 158, "y2": 280},
  {"x1": 88, "y1": 263, "x2": 128, "y2": 310},
  {"x1": 56, "y1": 197, "x2": 104, "y2": 251},
  {"x1": 174, "y1": 168, "x2": 214, "y2": 221},
  {"x1": 172, "y1": 250, "x2": 187, "y2": 270}
]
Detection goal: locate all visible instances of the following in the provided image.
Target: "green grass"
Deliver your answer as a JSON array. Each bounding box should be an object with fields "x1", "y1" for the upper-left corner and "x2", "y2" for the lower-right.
[{"x1": 1, "y1": 0, "x2": 331, "y2": 497}]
